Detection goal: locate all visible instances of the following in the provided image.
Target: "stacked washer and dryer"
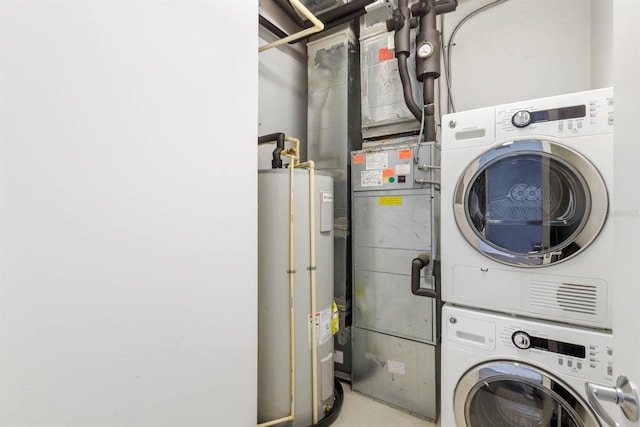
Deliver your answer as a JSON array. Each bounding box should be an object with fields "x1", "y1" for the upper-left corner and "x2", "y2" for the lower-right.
[{"x1": 439, "y1": 88, "x2": 618, "y2": 426}]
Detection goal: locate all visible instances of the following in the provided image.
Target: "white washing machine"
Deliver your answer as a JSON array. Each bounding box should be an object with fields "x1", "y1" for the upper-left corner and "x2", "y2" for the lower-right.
[
  {"x1": 441, "y1": 304, "x2": 614, "y2": 426},
  {"x1": 440, "y1": 88, "x2": 614, "y2": 329}
]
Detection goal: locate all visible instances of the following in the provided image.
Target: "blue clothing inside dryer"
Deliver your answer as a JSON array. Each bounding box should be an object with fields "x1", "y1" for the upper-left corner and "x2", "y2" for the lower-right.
[{"x1": 477, "y1": 140, "x2": 545, "y2": 254}]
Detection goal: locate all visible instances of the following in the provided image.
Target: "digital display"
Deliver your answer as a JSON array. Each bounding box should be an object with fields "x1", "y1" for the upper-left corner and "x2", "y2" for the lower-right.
[
  {"x1": 530, "y1": 105, "x2": 587, "y2": 124},
  {"x1": 531, "y1": 336, "x2": 586, "y2": 358}
]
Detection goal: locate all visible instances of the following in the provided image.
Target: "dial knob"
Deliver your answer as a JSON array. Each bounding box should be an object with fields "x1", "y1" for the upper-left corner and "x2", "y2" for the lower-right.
[
  {"x1": 512, "y1": 331, "x2": 531, "y2": 349},
  {"x1": 512, "y1": 110, "x2": 532, "y2": 128}
]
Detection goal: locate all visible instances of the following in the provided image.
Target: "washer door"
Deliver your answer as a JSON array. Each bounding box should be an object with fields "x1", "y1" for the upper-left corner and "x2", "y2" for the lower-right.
[
  {"x1": 454, "y1": 362, "x2": 600, "y2": 427},
  {"x1": 454, "y1": 140, "x2": 608, "y2": 267}
]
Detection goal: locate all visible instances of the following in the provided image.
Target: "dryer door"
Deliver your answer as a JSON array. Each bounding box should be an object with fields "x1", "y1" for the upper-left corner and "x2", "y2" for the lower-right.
[
  {"x1": 454, "y1": 361, "x2": 600, "y2": 427},
  {"x1": 454, "y1": 140, "x2": 608, "y2": 267}
]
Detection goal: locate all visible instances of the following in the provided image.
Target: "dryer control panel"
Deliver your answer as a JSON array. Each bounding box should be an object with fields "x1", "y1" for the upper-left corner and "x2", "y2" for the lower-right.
[
  {"x1": 495, "y1": 87, "x2": 614, "y2": 140},
  {"x1": 444, "y1": 305, "x2": 613, "y2": 383}
]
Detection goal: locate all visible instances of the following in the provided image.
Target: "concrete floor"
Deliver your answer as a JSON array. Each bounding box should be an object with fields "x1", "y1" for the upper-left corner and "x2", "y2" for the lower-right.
[{"x1": 331, "y1": 381, "x2": 438, "y2": 427}]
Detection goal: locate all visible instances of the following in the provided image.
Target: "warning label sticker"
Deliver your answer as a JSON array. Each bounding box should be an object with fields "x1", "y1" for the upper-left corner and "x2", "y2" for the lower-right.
[
  {"x1": 361, "y1": 170, "x2": 383, "y2": 187},
  {"x1": 308, "y1": 305, "x2": 334, "y2": 347}
]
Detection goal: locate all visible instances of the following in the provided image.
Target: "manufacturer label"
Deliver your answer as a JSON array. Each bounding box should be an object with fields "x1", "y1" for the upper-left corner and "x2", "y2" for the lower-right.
[
  {"x1": 308, "y1": 305, "x2": 333, "y2": 348},
  {"x1": 388, "y1": 360, "x2": 406, "y2": 376},
  {"x1": 321, "y1": 191, "x2": 333, "y2": 203},
  {"x1": 395, "y1": 163, "x2": 411, "y2": 175},
  {"x1": 361, "y1": 170, "x2": 383, "y2": 187},
  {"x1": 366, "y1": 152, "x2": 388, "y2": 170}
]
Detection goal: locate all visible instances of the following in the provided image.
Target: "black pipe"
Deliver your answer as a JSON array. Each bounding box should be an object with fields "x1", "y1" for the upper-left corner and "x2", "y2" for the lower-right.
[
  {"x1": 309, "y1": 0, "x2": 375, "y2": 27},
  {"x1": 258, "y1": 133, "x2": 285, "y2": 169},
  {"x1": 397, "y1": 53, "x2": 423, "y2": 122},
  {"x1": 319, "y1": 9, "x2": 366, "y2": 34},
  {"x1": 423, "y1": 76, "x2": 437, "y2": 141},
  {"x1": 272, "y1": 0, "x2": 306, "y2": 27},
  {"x1": 259, "y1": 14, "x2": 291, "y2": 41},
  {"x1": 411, "y1": 253, "x2": 438, "y2": 298},
  {"x1": 413, "y1": 0, "x2": 440, "y2": 141},
  {"x1": 261, "y1": 5, "x2": 371, "y2": 46}
]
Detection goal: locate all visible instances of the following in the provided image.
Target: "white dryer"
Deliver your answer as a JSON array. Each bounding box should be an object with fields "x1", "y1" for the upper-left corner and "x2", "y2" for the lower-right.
[
  {"x1": 441, "y1": 304, "x2": 614, "y2": 426},
  {"x1": 440, "y1": 88, "x2": 614, "y2": 328}
]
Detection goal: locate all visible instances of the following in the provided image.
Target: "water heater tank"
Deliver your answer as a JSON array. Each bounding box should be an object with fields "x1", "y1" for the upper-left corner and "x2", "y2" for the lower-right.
[{"x1": 258, "y1": 169, "x2": 335, "y2": 426}]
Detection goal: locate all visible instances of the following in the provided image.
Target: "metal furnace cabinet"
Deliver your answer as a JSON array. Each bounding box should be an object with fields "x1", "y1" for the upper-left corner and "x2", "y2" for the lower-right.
[{"x1": 350, "y1": 141, "x2": 440, "y2": 420}]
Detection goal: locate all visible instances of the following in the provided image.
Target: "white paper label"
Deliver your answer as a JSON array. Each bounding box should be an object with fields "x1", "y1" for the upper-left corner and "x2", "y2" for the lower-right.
[
  {"x1": 321, "y1": 191, "x2": 333, "y2": 203},
  {"x1": 361, "y1": 170, "x2": 383, "y2": 187},
  {"x1": 308, "y1": 305, "x2": 333, "y2": 347},
  {"x1": 387, "y1": 360, "x2": 406, "y2": 376},
  {"x1": 334, "y1": 350, "x2": 344, "y2": 364},
  {"x1": 395, "y1": 163, "x2": 411, "y2": 175},
  {"x1": 366, "y1": 152, "x2": 388, "y2": 170}
]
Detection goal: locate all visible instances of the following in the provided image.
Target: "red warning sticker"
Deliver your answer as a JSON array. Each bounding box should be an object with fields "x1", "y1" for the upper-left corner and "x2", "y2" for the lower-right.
[
  {"x1": 399, "y1": 149, "x2": 412, "y2": 159},
  {"x1": 382, "y1": 168, "x2": 394, "y2": 178},
  {"x1": 378, "y1": 48, "x2": 394, "y2": 62},
  {"x1": 353, "y1": 154, "x2": 365, "y2": 164}
]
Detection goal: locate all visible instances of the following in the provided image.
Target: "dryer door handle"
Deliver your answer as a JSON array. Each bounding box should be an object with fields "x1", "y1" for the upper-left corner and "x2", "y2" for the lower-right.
[
  {"x1": 585, "y1": 375, "x2": 640, "y2": 427},
  {"x1": 411, "y1": 253, "x2": 439, "y2": 298}
]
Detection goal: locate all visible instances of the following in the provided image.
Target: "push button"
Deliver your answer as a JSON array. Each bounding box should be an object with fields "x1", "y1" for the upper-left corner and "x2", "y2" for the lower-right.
[
  {"x1": 608, "y1": 366, "x2": 613, "y2": 376},
  {"x1": 567, "y1": 360, "x2": 573, "y2": 368}
]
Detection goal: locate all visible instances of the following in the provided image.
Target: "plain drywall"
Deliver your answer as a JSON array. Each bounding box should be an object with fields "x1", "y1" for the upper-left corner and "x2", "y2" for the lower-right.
[
  {"x1": 258, "y1": 31, "x2": 308, "y2": 167},
  {"x1": 441, "y1": 0, "x2": 591, "y2": 113},
  {"x1": 0, "y1": 1, "x2": 257, "y2": 426},
  {"x1": 612, "y1": 0, "x2": 640, "y2": 406},
  {"x1": 591, "y1": 0, "x2": 613, "y2": 88}
]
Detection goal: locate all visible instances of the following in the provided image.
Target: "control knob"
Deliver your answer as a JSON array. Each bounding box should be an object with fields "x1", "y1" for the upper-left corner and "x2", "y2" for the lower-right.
[
  {"x1": 512, "y1": 331, "x2": 531, "y2": 350},
  {"x1": 512, "y1": 110, "x2": 532, "y2": 128}
]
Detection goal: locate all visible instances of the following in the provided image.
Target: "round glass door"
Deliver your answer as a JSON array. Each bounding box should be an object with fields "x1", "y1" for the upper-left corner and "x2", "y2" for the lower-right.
[
  {"x1": 454, "y1": 140, "x2": 608, "y2": 267},
  {"x1": 454, "y1": 362, "x2": 600, "y2": 427}
]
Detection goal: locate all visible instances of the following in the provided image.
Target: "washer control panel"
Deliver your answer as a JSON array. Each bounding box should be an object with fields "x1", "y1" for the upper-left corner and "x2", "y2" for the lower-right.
[
  {"x1": 495, "y1": 87, "x2": 614, "y2": 140},
  {"x1": 444, "y1": 305, "x2": 613, "y2": 383}
]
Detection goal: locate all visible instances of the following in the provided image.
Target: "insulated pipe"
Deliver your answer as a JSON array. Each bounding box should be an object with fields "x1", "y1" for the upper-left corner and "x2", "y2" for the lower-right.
[
  {"x1": 259, "y1": 0, "x2": 324, "y2": 52},
  {"x1": 414, "y1": 0, "x2": 439, "y2": 142},
  {"x1": 310, "y1": 0, "x2": 375, "y2": 26},
  {"x1": 397, "y1": 53, "x2": 423, "y2": 122},
  {"x1": 257, "y1": 140, "x2": 300, "y2": 427},
  {"x1": 423, "y1": 76, "x2": 437, "y2": 142},
  {"x1": 295, "y1": 159, "x2": 319, "y2": 424},
  {"x1": 258, "y1": 132, "x2": 286, "y2": 169}
]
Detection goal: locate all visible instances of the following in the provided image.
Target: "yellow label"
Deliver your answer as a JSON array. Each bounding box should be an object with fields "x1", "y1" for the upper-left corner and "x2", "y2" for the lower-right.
[
  {"x1": 378, "y1": 196, "x2": 402, "y2": 206},
  {"x1": 331, "y1": 301, "x2": 339, "y2": 335}
]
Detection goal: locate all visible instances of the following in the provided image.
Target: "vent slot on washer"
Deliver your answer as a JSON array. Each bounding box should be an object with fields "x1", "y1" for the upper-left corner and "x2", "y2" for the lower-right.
[{"x1": 529, "y1": 281, "x2": 598, "y2": 315}]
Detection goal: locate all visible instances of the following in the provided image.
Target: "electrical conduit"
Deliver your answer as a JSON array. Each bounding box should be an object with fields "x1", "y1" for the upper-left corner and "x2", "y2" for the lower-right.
[{"x1": 259, "y1": 0, "x2": 324, "y2": 52}]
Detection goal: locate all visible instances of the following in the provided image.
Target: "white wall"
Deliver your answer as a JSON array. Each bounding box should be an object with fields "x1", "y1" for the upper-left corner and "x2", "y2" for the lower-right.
[
  {"x1": 441, "y1": 0, "x2": 591, "y2": 113},
  {"x1": 612, "y1": 0, "x2": 640, "y2": 421},
  {"x1": 258, "y1": 31, "x2": 308, "y2": 167},
  {"x1": 0, "y1": 1, "x2": 257, "y2": 426},
  {"x1": 591, "y1": 0, "x2": 613, "y2": 88}
]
